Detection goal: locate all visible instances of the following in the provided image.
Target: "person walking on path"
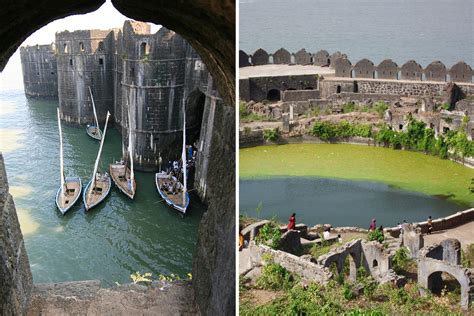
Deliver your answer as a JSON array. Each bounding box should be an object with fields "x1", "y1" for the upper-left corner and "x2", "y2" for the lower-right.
[
  {"x1": 427, "y1": 216, "x2": 433, "y2": 234},
  {"x1": 287, "y1": 213, "x2": 296, "y2": 231}
]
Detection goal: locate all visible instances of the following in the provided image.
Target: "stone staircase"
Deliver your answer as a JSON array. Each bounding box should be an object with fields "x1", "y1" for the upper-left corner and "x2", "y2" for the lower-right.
[{"x1": 384, "y1": 235, "x2": 402, "y2": 255}]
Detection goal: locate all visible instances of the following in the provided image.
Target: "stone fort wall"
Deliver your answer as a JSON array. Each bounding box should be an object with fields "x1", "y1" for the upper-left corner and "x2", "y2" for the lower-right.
[
  {"x1": 20, "y1": 44, "x2": 58, "y2": 97},
  {"x1": 240, "y1": 48, "x2": 473, "y2": 83}
]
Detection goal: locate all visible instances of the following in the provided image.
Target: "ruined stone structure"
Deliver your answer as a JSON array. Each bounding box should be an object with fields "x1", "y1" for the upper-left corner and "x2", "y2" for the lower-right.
[
  {"x1": 20, "y1": 44, "x2": 58, "y2": 97},
  {"x1": 418, "y1": 240, "x2": 474, "y2": 309},
  {"x1": 5, "y1": 1, "x2": 235, "y2": 314}
]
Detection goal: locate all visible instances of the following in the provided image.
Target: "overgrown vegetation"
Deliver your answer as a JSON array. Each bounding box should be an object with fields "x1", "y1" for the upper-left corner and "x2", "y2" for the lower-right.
[
  {"x1": 240, "y1": 277, "x2": 464, "y2": 315},
  {"x1": 311, "y1": 120, "x2": 372, "y2": 140},
  {"x1": 263, "y1": 128, "x2": 280, "y2": 141},
  {"x1": 311, "y1": 116, "x2": 474, "y2": 160},
  {"x1": 309, "y1": 238, "x2": 334, "y2": 259},
  {"x1": 254, "y1": 222, "x2": 282, "y2": 249},
  {"x1": 461, "y1": 243, "x2": 474, "y2": 268},
  {"x1": 392, "y1": 247, "x2": 410, "y2": 273},
  {"x1": 239, "y1": 101, "x2": 270, "y2": 122},
  {"x1": 341, "y1": 101, "x2": 388, "y2": 118},
  {"x1": 255, "y1": 256, "x2": 295, "y2": 291},
  {"x1": 367, "y1": 228, "x2": 384, "y2": 243}
]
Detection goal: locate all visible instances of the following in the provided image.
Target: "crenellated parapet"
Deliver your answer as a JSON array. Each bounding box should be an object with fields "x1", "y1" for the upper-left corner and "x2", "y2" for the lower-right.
[{"x1": 239, "y1": 48, "x2": 473, "y2": 83}]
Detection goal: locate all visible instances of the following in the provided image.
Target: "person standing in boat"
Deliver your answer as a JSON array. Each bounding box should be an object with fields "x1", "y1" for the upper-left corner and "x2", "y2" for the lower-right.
[{"x1": 287, "y1": 213, "x2": 296, "y2": 231}]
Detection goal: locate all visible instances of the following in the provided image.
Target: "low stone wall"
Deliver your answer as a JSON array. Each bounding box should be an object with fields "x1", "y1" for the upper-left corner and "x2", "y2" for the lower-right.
[
  {"x1": 239, "y1": 129, "x2": 265, "y2": 148},
  {"x1": 386, "y1": 209, "x2": 474, "y2": 237},
  {"x1": 246, "y1": 242, "x2": 332, "y2": 284},
  {"x1": 282, "y1": 90, "x2": 320, "y2": 102}
]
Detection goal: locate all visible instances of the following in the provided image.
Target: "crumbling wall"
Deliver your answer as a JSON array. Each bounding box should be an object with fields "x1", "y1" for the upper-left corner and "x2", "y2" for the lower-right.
[{"x1": 418, "y1": 240, "x2": 474, "y2": 309}]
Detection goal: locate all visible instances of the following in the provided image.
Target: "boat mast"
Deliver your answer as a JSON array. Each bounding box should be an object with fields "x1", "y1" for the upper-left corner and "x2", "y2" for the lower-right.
[
  {"x1": 57, "y1": 108, "x2": 66, "y2": 195},
  {"x1": 89, "y1": 111, "x2": 110, "y2": 196},
  {"x1": 88, "y1": 86, "x2": 100, "y2": 129},
  {"x1": 128, "y1": 105, "x2": 134, "y2": 185},
  {"x1": 181, "y1": 99, "x2": 187, "y2": 206}
]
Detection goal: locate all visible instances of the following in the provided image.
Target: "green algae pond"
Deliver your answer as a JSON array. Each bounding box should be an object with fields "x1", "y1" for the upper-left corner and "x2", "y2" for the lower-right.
[{"x1": 240, "y1": 144, "x2": 474, "y2": 227}]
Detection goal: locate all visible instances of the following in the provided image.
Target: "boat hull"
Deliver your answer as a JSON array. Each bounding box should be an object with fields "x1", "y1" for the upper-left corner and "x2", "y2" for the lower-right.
[
  {"x1": 110, "y1": 163, "x2": 136, "y2": 199},
  {"x1": 55, "y1": 176, "x2": 82, "y2": 215},
  {"x1": 86, "y1": 125, "x2": 102, "y2": 141},
  {"x1": 83, "y1": 174, "x2": 111, "y2": 211},
  {"x1": 155, "y1": 172, "x2": 189, "y2": 215}
]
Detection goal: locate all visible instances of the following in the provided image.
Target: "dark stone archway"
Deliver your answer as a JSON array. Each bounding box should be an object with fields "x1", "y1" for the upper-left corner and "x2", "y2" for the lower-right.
[{"x1": 0, "y1": 1, "x2": 235, "y2": 315}]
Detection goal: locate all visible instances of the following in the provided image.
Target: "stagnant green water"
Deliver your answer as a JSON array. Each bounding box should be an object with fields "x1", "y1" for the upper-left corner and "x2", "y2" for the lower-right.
[
  {"x1": 240, "y1": 144, "x2": 473, "y2": 227},
  {"x1": 0, "y1": 89, "x2": 204, "y2": 284}
]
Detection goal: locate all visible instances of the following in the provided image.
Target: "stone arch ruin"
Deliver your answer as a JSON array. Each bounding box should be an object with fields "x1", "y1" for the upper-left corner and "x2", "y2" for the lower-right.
[
  {"x1": 418, "y1": 239, "x2": 474, "y2": 309},
  {"x1": 424, "y1": 61, "x2": 447, "y2": 82},
  {"x1": 267, "y1": 88, "x2": 281, "y2": 101},
  {"x1": 252, "y1": 48, "x2": 269, "y2": 66},
  {"x1": 377, "y1": 59, "x2": 398, "y2": 79},
  {"x1": 272, "y1": 48, "x2": 291, "y2": 64}
]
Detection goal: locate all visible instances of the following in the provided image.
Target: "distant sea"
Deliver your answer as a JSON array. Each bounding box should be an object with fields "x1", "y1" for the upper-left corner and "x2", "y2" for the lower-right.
[{"x1": 240, "y1": 0, "x2": 474, "y2": 67}]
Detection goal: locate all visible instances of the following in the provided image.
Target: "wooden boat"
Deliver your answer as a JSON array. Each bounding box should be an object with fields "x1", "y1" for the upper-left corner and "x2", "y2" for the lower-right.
[
  {"x1": 155, "y1": 172, "x2": 189, "y2": 214},
  {"x1": 110, "y1": 106, "x2": 136, "y2": 199},
  {"x1": 86, "y1": 86, "x2": 102, "y2": 141},
  {"x1": 155, "y1": 99, "x2": 190, "y2": 215},
  {"x1": 83, "y1": 111, "x2": 111, "y2": 211},
  {"x1": 55, "y1": 108, "x2": 82, "y2": 214}
]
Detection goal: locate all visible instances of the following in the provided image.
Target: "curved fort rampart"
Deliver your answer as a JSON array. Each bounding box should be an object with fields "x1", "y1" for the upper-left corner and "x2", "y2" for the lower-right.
[{"x1": 19, "y1": 21, "x2": 221, "y2": 174}]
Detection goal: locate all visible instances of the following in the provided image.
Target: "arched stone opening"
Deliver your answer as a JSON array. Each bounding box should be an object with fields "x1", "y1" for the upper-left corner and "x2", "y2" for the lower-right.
[
  {"x1": 0, "y1": 1, "x2": 235, "y2": 315},
  {"x1": 267, "y1": 89, "x2": 281, "y2": 101},
  {"x1": 343, "y1": 253, "x2": 358, "y2": 283},
  {"x1": 372, "y1": 259, "x2": 378, "y2": 267},
  {"x1": 353, "y1": 81, "x2": 358, "y2": 93},
  {"x1": 427, "y1": 271, "x2": 462, "y2": 303},
  {"x1": 336, "y1": 85, "x2": 341, "y2": 94}
]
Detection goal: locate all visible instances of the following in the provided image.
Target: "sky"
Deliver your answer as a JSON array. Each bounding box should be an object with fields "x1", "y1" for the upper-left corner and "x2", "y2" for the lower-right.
[{"x1": 0, "y1": 1, "x2": 160, "y2": 90}]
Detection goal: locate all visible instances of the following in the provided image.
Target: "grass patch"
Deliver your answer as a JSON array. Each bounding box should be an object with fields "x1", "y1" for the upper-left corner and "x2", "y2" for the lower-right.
[{"x1": 240, "y1": 144, "x2": 474, "y2": 206}]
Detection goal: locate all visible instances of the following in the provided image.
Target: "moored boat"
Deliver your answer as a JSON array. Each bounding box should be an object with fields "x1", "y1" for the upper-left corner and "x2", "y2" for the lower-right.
[
  {"x1": 110, "y1": 105, "x2": 136, "y2": 199},
  {"x1": 86, "y1": 86, "x2": 102, "y2": 141},
  {"x1": 155, "y1": 99, "x2": 189, "y2": 215},
  {"x1": 55, "y1": 108, "x2": 82, "y2": 214},
  {"x1": 83, "y1": 111, "x2": 111, "y2": 211}
]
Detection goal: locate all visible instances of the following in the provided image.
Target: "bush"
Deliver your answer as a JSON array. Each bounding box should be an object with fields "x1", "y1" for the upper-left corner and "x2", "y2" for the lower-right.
[
  {"x1": 367, "y1": 229, "x2": 384, "y2": 243},
  {"x1": 392, "y1": 247, "x2": 410, "y2": 273},
  {"x1": 256, "y1": 262, "x2": 294, "y2": 290},
  {"x1": 255, "y1": 223, "x2": 282, "y2": 249},
  {"x1": 311, "y1": 121, "x2": 372, "y2": 140},
  {"x1": 374, "y1": 101, "x2": 389, "y2": 118},
  {"x1": 263, "y1": 128, "x2": 280, "y2": 141}
]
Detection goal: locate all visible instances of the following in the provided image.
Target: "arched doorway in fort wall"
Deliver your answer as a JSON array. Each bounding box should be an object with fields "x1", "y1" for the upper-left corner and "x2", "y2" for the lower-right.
[{"x1": 0, "y1": 1, "x2": 235, "y2": 315}]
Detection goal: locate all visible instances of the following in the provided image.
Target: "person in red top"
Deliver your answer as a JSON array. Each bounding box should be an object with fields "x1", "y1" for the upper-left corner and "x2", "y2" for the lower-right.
[{"x1": 287, "y1": 213, "x2": 296, "y2": 230}]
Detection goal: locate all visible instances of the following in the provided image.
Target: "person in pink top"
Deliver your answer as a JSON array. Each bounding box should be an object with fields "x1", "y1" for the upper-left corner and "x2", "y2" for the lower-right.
[
  {"x1": 287, "y1": 213, "x2": 296, "y2": 230},
  {"x1": 369, "y1": 218, "x2": 376, "y2": 231}
]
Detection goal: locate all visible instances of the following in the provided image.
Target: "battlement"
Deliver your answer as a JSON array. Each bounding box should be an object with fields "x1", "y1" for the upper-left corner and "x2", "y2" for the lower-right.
[{"x1": 240, "y1": 48, "x2": 474, "y2": 84}]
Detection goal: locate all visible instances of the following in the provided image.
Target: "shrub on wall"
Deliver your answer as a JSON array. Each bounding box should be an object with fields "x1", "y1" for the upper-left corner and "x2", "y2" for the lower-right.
[
  {"x1": 263, "y1": 128, "x2": 280, "y2": 141},
  {"x1": 311, "y1": 121, "x2": 372, "y2": 140}
]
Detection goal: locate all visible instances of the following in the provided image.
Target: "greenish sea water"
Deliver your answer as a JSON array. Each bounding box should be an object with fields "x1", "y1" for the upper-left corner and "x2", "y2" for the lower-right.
[{"x1": 0, "y1": 89, "x2": 204, "y2": 285}]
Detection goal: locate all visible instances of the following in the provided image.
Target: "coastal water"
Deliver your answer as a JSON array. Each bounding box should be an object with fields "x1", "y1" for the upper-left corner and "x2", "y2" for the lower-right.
[
  {"x1": 240, "y1": 0, "x2": 474, "y2": 67},
  {"x1": 0, "y1": 89, "x2": 204, "y2": 285},
  {"x1": 240, "y1": 177, "x2": 464, "y2": 228}
]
